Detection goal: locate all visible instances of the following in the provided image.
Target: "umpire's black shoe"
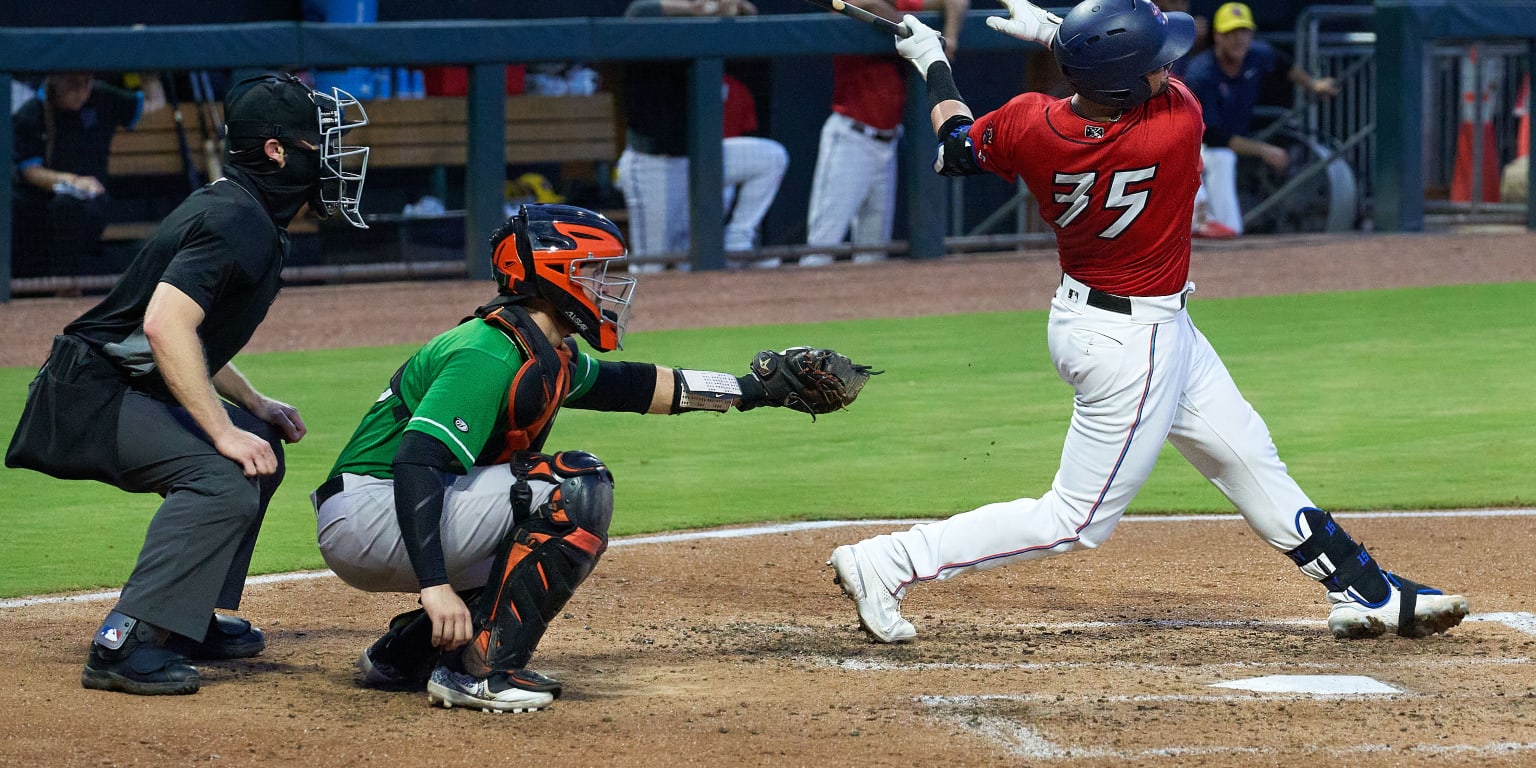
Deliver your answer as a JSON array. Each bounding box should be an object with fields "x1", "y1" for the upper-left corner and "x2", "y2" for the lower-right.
[
  {"x1": 82, "y1": 620, "x2": 200, "y2": 696},
  {"x1": 166, "y1": 614, "x2": 267, "y2": 660}
]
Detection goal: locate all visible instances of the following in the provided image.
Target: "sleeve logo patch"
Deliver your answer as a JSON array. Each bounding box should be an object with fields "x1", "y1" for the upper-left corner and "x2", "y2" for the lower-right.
[{"x1": 453, "y1": 417, "x2": 470, "y2": 432}]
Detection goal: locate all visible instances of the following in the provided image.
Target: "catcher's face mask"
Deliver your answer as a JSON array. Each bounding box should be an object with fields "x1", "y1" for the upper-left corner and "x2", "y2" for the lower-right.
[
  {"x1": 564, "y1": 252, "x2": 636, "y2": 352},
  {"x1": 312, "y1": 86, "x2": 370, "y2": 228}
]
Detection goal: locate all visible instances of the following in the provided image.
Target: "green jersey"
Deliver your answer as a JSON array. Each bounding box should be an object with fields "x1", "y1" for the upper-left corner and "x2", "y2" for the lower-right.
[{"x1": 329, "y1": 318, "x2": 601, "y2": 478}]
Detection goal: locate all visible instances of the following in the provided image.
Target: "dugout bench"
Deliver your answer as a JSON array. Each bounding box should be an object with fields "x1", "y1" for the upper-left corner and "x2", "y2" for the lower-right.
[{"x1": 99, "y1": 92, "x2": 622, "y2": 271}]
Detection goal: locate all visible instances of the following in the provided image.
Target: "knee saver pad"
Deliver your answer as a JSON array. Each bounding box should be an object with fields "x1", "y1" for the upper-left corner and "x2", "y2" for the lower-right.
[
  {"x1": 1285, "y1": 507, "x2": 1388, "y2": 603},
  {"x1": 521, "y1": 450, "x2": 614, "y2": 542}
]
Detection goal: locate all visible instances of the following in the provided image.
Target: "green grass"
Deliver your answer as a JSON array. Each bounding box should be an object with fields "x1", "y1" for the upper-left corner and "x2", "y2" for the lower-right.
[{"x1": 2, "y1": 281, "x2": 1532, "y2": 597}]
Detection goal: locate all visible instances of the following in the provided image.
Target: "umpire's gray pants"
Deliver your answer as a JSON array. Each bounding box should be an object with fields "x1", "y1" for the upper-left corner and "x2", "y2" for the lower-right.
[{"x1": 110, "y1": 390, "x2": 282, "y2": 641}]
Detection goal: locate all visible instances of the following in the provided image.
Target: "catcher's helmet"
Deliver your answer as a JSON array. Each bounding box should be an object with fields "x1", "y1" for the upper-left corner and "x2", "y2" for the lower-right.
[
  {"x1": 490, "y1": 204, "x2": 636, "y2": 352},
  {"x1": 1053, "y1": 0, "x2": 1196, "y2": 109}
]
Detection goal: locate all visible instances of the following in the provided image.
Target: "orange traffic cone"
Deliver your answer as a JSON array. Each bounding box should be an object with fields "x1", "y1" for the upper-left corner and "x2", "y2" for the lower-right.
[{"x1": 1450, "y1": 49, "x2": 1502, "y2": 203}]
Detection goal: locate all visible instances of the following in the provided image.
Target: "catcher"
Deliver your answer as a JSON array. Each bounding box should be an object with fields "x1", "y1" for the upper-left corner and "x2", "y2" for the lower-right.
[{"x1": 312, "y1": 203, "x2": 873, "y2": 713}]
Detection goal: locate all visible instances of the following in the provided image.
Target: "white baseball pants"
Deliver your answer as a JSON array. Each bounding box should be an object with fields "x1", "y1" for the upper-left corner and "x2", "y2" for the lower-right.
[
  {"x1": 857, "y1": 275, "x2": 1315, "y2": 596},
  {"x1": 804, "y1": 113, "x2": 900, "y2": 264},
  {"x1": 313, "y1": 466, "x2": 556, "y2": 593},
  {"x1": 617, "y1": 137, "x2": 788, "y2": 262},
  {"x1": 1197, "y1": 146, "x2": 1244, "y2": 234}
]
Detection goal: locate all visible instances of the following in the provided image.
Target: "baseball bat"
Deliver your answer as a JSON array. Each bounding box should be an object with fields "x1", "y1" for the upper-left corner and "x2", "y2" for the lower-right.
[
  {"x1": 187, "y1": 71, "x2": 224, "y2": 182},
  {"x1": 800, "y1": 0, "x2": 912, "y2": 38},
  {"x1": 161, "y1": 73, "x2": 204, "y2": 193}
]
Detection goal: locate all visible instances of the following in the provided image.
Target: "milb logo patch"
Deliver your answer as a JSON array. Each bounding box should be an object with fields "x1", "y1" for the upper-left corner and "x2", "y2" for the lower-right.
[{"x1": 1084, "y1": 125, "x2": 1106, "y2": 139}]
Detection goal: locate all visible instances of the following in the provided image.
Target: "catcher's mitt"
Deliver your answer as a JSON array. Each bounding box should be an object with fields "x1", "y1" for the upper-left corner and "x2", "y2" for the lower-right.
[{"x1": 737, "y1": 347, "x2": 879, "y2": 416}]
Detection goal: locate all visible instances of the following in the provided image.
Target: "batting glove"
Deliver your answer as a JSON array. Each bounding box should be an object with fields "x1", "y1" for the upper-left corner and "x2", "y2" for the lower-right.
[
  {"x1": 985, "y1": 0, "x2": 1062, "y2": 48},
  {"x1": 896, "y1": 14, "x2": 948, "y2": 78}
]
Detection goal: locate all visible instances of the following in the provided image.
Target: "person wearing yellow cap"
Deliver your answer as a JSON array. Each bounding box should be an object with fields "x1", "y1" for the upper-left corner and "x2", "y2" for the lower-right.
[{"x1": 1182, "y1": 2, "x2": 1340, "y2": 238}]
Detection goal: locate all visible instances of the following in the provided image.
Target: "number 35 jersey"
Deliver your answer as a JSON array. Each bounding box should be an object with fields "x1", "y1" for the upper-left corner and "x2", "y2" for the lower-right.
[{"x1": 968, "y1": 78, "x2": 1205, "y2": 297}]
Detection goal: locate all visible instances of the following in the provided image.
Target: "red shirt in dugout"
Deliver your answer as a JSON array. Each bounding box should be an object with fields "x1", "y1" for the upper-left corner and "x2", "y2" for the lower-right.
[
  {"x1": 829, "y1": 0, "x2": 924, "y2": 131},
  {"x1": 969, "y1": 78, "x2": 1206, "y2": 297},
  {"x1": 831, "y1": 56, "x2": 905, "y2": 131},
  {"x1": 722, "y1": 74, "x2": 758, "y2": 139}
]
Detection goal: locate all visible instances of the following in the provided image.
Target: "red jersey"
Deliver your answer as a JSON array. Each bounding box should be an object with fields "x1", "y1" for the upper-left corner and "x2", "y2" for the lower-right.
[
  {"x1": 829, "y1": 0, "x2": 922, "y2": 131},
  {"x1": 722, "y1": 74, "x2": 758, "y2": 139},
  {"x1": 831, "y1": 55, "x2": 906, "y2": 131},
  {"x1": 969, "y1": 79, "x2": 1205, "y2": 296}
]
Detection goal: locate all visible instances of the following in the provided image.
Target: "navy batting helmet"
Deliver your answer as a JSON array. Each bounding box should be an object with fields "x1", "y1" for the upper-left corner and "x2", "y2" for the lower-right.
[{"x1": 1053, "y1": 0, "x2": 1196, "y2": 109}]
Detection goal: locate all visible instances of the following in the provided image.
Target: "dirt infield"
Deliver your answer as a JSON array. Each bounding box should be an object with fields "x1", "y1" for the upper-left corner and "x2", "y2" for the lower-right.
[{"x1": 2, "y1": 229, "x2": 1535, "y2": 767}]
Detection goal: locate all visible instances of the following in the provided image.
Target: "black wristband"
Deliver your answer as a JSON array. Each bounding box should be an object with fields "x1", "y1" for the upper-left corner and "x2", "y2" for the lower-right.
[
  {"x1": 735, "y1": 374, "x2": 768, "y2": 411},
  {"x1": 926, "y1": 61, "x2": 963, "y2": 107}
]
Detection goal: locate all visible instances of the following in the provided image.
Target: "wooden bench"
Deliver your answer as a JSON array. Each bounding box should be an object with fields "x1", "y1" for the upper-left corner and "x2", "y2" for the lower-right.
[
  {"x1": 346, "y1": 93, "x2": 619, "y2": 167},
  {"x1": 109, "y1": 92, "x2": 619, "y2": 175},
  {"x1": 104, "y1": 93, "x2": 621, "y2": 242}
]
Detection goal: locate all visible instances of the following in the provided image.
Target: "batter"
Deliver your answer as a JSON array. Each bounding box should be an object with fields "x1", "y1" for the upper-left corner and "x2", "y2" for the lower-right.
[{"x1": 828, "y1": 0, "x2": 1469, "y2": 644}]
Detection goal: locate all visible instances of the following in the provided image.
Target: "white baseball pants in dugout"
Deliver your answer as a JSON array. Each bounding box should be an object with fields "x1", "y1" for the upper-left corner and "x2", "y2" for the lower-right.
[
  {"x1": 617, "y1": 138, "x2": 787, "y2": 262},
  {"x1": 804, "y1": 112, "x2": 900, "y2": 265},
  {"x1": 1197, "y1": 145, "x2": 1243, "y2": 234}
]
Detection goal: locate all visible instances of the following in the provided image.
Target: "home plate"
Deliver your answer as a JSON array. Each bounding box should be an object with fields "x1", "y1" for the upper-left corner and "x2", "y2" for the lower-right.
[{"x1": 1210, "y1": 675, "x2": 1402, "y2": 694}]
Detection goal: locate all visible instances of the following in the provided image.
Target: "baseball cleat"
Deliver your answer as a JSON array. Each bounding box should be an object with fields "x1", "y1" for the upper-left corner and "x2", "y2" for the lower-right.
[
  {"x1": 1192, "y1": 220, "x2": 1238, "y2": 239},
  {"x1": 506, "y1": 667, "x2": 563, "y2": 699},
  {"x1": 829, "y1": 544, "x2": 916, "y2": 643},
  {"x1": 1327, "y1": 572, "x2": 1470, "y2": 640},
  {"x1": 426, "y1": 666, "x2": 554, "y2": 713},
  {"x1": 357, "y1": 646, "x2": 431, "y2": 690}
]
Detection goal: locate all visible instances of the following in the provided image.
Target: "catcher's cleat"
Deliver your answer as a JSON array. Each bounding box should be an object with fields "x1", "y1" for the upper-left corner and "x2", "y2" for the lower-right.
[
  {"x1": 426, "y1": 666, "x2": 555, "y2": 713},
  {"x1": 355, "y1": 609, "x2": 441, "y2": 690},
  {"x1": 165, "y1": 614, "x2": 266, "y2": 660},
  {"x1": 1327, "y1": 572, "x2": 1470, "y2": 640},
  {"x1": 82, "y1": 617, "x2": 200, "y2": 696},
  {"x1": 829, "y1": 544, "x2": 916, "y2": 644},
  {"x1": 357, "y1": 646, "x2": 433, "y2": 690},
  {"x1": 507, "y1": 667, "x2": 563, "y2": 699}
]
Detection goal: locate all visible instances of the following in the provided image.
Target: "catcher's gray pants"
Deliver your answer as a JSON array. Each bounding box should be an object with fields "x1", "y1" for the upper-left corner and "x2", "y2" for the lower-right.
[
  {"x1": 111, "y1": 391, "x2": 283, "y2": 641},
  {"x1": 313, "y1": 465, "x2": 557, "y2": 593}
]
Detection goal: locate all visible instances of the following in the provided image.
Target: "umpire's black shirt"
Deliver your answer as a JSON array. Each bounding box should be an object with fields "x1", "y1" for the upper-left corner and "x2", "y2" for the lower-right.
[{"x1": 65, "y1": 166, "x2": 287, "y2": 401}]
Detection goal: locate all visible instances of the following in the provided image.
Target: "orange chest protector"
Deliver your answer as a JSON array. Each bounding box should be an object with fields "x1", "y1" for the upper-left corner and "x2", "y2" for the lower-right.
[{"x1": 477, "y1": 305, "x2": 575, "y2": 462}]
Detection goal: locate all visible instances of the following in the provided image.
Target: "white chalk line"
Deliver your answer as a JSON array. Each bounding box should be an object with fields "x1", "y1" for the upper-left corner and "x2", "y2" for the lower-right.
[
  {"x1": 809, "y1": 653, "x2": 1532, "y2": 673},
  {"x1": 4, "y1": 508, "x2": 1532, "y2": 610},
  {"x1": 922, "y1": 695, "x2": 1536, "y2": 760}
]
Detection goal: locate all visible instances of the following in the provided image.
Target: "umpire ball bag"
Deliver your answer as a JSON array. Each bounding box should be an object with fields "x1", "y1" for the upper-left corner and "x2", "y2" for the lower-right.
[{"x1": 5, "y1": 334, "x2": 128, "y2": 484}]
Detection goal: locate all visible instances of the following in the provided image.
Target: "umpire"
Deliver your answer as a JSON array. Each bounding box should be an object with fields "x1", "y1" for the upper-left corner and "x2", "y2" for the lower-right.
[{"x1": 5, "y1": 73, "x2": 371, "y2": 695}]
